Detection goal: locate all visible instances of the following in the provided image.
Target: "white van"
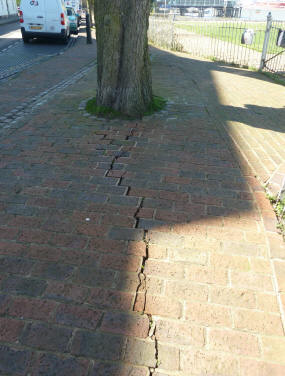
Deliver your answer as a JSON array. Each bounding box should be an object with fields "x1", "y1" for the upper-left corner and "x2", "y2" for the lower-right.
[{"x1": 19, "y1": 0, "x2": 70, "y2": 44}]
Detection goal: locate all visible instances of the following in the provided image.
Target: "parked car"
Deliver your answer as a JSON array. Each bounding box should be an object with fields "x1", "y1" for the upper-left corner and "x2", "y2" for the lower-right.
[
  {"x1": 66, "y1": 7, "x2": 78, "y2": 35},
  {"x1": 19, "y1": 0, "x2": 70, "y2": 44}
]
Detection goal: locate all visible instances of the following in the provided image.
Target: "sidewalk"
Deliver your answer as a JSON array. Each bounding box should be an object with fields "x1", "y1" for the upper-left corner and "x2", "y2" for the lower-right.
[{"x1": 0, "y1": 38, "x2": 285, "y2": 375}]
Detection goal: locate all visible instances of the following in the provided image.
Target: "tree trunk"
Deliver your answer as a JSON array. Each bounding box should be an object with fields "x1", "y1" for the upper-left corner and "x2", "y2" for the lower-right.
[{"x1": 94, "y1": 0, "x2": 152, "y2": 118}]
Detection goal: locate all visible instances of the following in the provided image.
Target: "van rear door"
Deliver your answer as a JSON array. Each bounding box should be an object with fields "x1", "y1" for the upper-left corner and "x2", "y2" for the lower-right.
[
  {"x1": 23, "y1": 0, "x2": 47, "y2": 33},
  {"x1": 45, "y1": 0, "x2": 62, "y2": 34}
]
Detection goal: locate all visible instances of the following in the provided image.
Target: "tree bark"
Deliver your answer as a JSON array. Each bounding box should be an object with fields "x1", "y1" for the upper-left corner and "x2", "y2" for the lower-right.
[{"x1": 94, "y1": 0, "x2": 152, "y2": 118}]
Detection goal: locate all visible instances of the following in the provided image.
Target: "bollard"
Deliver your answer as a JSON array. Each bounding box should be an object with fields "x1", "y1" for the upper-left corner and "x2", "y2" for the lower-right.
[{"x1": 86, "y1": 13, "x2": 92, "y2": 44}]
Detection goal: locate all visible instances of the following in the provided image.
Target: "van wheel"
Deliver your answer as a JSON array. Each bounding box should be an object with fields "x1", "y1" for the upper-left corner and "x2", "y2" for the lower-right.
[
  {"x1": 22, "y1": 37, "x2": 29, "y2": 43},
  {"x1": 62, "y1": 35, "x2": 69, "y2": 44}
]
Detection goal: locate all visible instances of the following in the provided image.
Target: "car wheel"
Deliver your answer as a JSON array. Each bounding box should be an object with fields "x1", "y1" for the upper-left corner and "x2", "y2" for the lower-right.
[
  {"x1": 22, "y1": 37, "x2": 29, "y2": 43},
  {"x1": 62, "y1": 35, "x2": 69, "y2": 44}
]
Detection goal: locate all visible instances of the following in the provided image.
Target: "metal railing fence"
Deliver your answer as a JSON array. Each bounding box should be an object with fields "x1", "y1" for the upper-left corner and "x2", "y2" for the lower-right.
[
  {"x1": 148, "y1": 14, "x2": 285, "y2": 78},
  {"x1": 263, "y1": 19, "x2": 285, "y2": 76}
]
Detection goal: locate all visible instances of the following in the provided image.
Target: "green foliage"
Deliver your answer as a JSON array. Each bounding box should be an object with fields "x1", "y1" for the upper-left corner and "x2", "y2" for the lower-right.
[
  {"x1": 85, "y1": 95, "x2": 167, "y2": 119},
  {"x1": 175, "y1": 22, "x2": 283, "y2": 54},
  {"x1": 266, "y1": 191, "x2": 285, "y2": 239},
  {"x1": 261, "y1": 71, "x2": 285, "y2": 87},
  {"x1": 144, "y1": 95, "x2": 167, "y2": 116},
  {"x1": 86, "y1": 97, "x2": 122, "y2": 119}
]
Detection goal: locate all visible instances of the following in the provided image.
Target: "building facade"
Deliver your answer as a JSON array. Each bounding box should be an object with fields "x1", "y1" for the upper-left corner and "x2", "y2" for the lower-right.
[{"x1": 0, "y1": 0, "x2": 17, "y2": 18}]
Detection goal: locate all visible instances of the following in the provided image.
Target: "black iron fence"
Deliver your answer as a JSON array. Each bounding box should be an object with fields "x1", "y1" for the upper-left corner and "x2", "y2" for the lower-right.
[{"x1": 149, "y1": 13, "x2": 285, "y2": 79}]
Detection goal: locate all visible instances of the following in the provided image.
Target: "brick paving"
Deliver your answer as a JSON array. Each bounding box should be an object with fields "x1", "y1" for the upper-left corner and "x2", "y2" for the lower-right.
[{"x1": 0, "y1": 36, "x2": 285, "y2": 375}]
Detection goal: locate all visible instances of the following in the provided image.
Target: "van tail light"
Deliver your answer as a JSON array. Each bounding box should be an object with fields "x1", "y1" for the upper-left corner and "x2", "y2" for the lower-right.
[
  {"x1": 19, "y1": 10, "x2": 24, "y2": 23},
  {"x1": 60, "y1": 13, "x2": 65, "y2": 25}
]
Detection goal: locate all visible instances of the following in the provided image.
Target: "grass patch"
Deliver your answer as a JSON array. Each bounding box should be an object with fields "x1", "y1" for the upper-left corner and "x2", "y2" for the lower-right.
[
  {"x1": 261, "y1": 71, "x2": 285, "y2": 87},
  {"x1": 86, "y1": 97, "x2": 122, "y2": 119},
  {"x1": 144, "y1": 95, "x2": 167, "y2": 116},
  {"x1": 175, "y1": 21, "x2": 284, "y2": 54},
  {"x1": 266, "y1": 191, "x2": 285, "y2": 240},
  {"x1": 85, "y1": 95, "x2": 167, "y2": 119}
]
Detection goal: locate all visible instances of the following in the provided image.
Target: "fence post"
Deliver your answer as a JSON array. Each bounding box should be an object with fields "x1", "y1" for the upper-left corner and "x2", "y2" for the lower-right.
[
  {"x1": 86, "y1": 13, "x2": 93, "y2": 44},
  {"x1": 259, "y1": 12, "x2": 272, "y2": 70}
]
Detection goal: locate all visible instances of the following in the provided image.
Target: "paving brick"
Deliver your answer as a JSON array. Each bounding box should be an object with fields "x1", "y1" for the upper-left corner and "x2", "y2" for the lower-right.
[
  {"x1": 72, "y1": 267, "x2": 116, "y2": 288},
  {"x1": 186, "y1": 301, "x2": 232, "y2": 327},
  {"x1": 210, "y1": 252, "x2": 250, "y2": 271},
  {"x1": 33, "y1": 353, "x2": 90, "y2": 376},
  {"x1": 108, "y1": 228, "x2": 145, "y2": 242},
  {"x1": 7, "y1": 297, "x2": 57, "y2": 321},
  {"x1": 90, "y1": 362, "x2": 149, "y2": 376},
  {"x1": 1, "y1": 276, "x2": 47, "y2": 297},
  {"x1": 157, "y1": 343, "x2": 179, "y2": 371},
  {"x1": 101, "y1": 312, "x2": 149, "y2": 338},
  {"x1": 0, "y1": 345, "x2": 33, "y2": 376},
  {"x1": 137, "y1": 218, "x2": 168, "y2": 230},
  {"x1": 136, "y1": 207, "x2": 154, "y2": 219},
  {"x1": 43, "y1": 281, "x2": 89, "y2": 304},
  {"x1": 19, "y1": 229, "x2": 51, "y2": 244},
  {"x1": 261, "y1": 336, "x2": 285, "y2": 364},
  {"x1": 267, "y1": 233, "x2": 285, "y2": 259},
  {"x1": 240, "y1": 358, "x2": 285, "y2": 376},
  {"x1": 60, "y1": 249, "x2": 99, "y2": 267},
  {"x1": 233, "y1": 308, "x2": 283, "y2": 335},
  {"x1": 155, "y1": 319, "x2": 205, "y2": 347},
  {"x1": 250, "y1": 258, "x2": 272, "y2": 274},
  {"x1": 256, "y1": 292, "x2": 280, "y2": 313},
  {"x1": 166, "y1": 280, "x2": 208, "y2": 302},
  {"x1": 28, "y1": 244, "x2": 62, "y2": 262},
  {"x1": 222, "y1": 240, "x2": 267, "y2": 257},
  {"x1": 230, "y1": 270, "x2": 273, "y2": 292},
  {"x1": 123, "y1": 338, "x2": 156, "y2": 368},
  {"x1": 127, "y1": 241, "x2": 146, "y2": 257},
  {"x1": 0, "y1": 317, "x2": 25, "y2": 343},
  {"x1": 87, "y1": 288, "x2": 134, "y2": 311},
  {"x1": 100, "y1": 254, "x2": 142, "y2": 273},
  {"x1": 49, "y1": 233, "x2": 88, "y2": 249},
  {"x1": 101, "y1": 214, "x2": 136, "y2": 228},
  {"x1": 32, "y1": 262, "x2": 75, "y2": 281},
  {"x1": 209, "y1": 286, "x2": 256, "y2": 309},
  {"x1": 76, "y1": 224, "x2": 110, "y2": 237},
  {"x1": 71, "y1": 331, "x2": 125, "y2": 360},
  {"x1": 0, "y1": 255, "x2": 35, "y2": 275},
  {"x1": 115, "y1": 271, "x2": 141, "y2": 293},
  {"x1": 0, "y1": 226, "x2": 20, "y2": 240},
  {"x1": 180, "y1": 349, "x2": 239, "y2": 375},
  {"x1": 186, "y1": 264, "x2": 228, "y2": 285},
  {"x1": 144, "y1": 259, "x2": 184, "y2": 280},
  {"x1": 87, "y1": 238, "x2": 127, "y2": 253},
  {"x1": 208, "y1": 328, "x2": 260, "y2": 357},
  {"x1": 0, "y1": 241, "x2": 26, "y2": 257},
  {"x1": 168, "y1": 247, "x2": 207, "y2": 265},
  {"x1": 21, "y1": 322, "x2": 73, "y2": 352},
  {"x1": 54, "y1": 303, "x2": 102, "y2": 330},
  {"x1": 134, "y1": 293, "x2": 182, "y2": 319},
  {"x1": 109, "y1": 195, "x2": 141, "y2": 207}
]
